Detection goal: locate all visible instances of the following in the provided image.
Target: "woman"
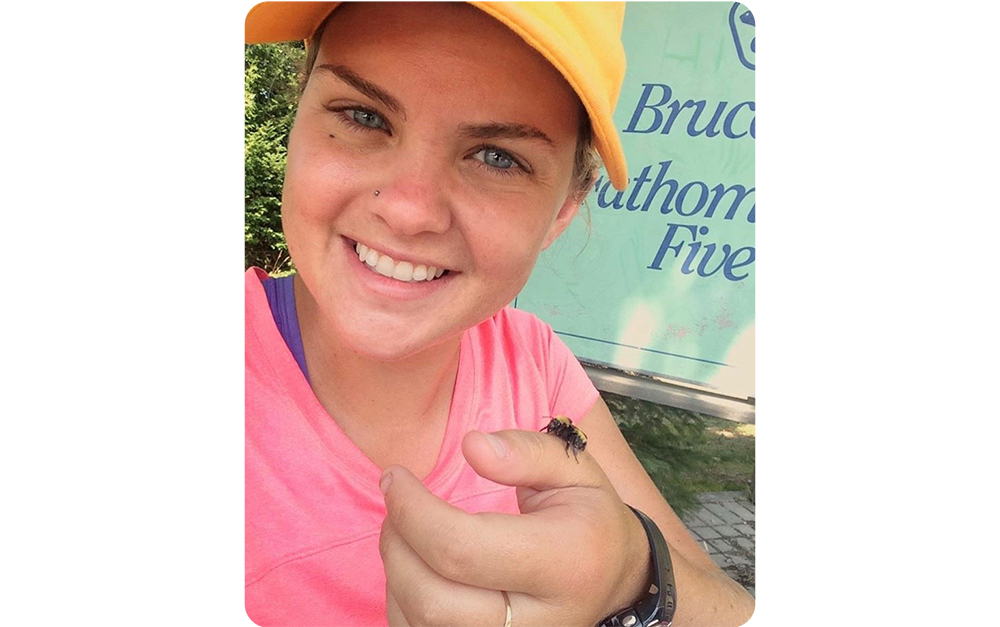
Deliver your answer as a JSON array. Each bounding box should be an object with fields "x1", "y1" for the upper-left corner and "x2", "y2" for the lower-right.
[{"x1": 245, "y1": 2, "x2": 755, "y2": 625}]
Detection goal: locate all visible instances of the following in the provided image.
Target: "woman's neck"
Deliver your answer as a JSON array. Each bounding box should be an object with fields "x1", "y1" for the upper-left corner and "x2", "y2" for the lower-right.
[{"x1": 293, "y1": 275, "x2": 462, "y2": 468}]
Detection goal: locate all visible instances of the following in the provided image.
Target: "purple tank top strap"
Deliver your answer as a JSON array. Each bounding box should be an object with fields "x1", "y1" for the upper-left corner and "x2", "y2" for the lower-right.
[{"x1": 261, "y1": 274, "x2": 310, "y2": 383}]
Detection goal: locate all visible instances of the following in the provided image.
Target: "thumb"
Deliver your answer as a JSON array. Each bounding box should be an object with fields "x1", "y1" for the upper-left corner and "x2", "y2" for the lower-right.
[{"x1": 461, "y1": 429, "x2": 607, "y2": 492}]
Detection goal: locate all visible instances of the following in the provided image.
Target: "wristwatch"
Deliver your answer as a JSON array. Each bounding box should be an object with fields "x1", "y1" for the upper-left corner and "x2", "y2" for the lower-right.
[{"x1": 595, "y1": 506, "x2": 676, "y2": 627}]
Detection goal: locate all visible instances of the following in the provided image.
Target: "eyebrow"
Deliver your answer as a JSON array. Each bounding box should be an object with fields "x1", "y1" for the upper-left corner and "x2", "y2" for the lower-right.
[
  {"x1": 314, "y1": 64, "x2": 554, "y2": 146},
  {"x1": 315, "y1": 64, "x2": 405, "y2": 117},
  {"x1": 458, "y1": 122, "x2": 554, "y2": 146}
]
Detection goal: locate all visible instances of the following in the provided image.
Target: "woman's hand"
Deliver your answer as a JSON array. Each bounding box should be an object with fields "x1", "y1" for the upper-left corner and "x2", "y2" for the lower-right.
[{"x1": 378, "y1": 428, "x2": 652, "y2": 627}]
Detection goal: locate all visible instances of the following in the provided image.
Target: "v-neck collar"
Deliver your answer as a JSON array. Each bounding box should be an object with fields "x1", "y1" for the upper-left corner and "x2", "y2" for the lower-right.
[{"x1": 246, "y1": 268, "x2": 476, "y2": 495}]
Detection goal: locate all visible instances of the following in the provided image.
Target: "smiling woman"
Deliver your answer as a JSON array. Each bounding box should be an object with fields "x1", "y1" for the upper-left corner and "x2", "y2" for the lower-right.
[
  {"x1": 284, "y1": 2, "x2": 586, "y2": 366},
  {"x1": 245, "y1": 3, "x2": 754, "y2": 627}
]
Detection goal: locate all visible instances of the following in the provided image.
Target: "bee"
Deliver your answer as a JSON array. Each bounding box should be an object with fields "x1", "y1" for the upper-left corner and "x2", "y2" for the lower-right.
[{"x1": 540, "y1": 415, "x2": 587, "y2": 462}]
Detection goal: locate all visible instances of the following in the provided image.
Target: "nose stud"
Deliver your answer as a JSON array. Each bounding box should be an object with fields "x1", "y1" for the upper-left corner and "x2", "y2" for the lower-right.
[{"x1": 374, "y1": 190, "x2": 380, "y2": 197}]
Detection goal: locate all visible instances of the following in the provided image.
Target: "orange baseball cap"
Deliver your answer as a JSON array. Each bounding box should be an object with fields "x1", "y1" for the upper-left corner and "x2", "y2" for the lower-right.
[{"x1": 245, "y1": 2, "x2": 629, "y2": 191}]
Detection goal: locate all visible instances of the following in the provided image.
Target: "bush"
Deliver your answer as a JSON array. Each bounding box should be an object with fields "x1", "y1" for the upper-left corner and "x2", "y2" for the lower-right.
[{"x1": 245, "y1": 42, "x2": 305, "y2": 274}]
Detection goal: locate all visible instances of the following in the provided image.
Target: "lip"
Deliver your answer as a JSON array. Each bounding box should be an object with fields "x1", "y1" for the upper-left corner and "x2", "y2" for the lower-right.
[{"x1": 341, "y1": 236, "x2": 456, "y2": 300}]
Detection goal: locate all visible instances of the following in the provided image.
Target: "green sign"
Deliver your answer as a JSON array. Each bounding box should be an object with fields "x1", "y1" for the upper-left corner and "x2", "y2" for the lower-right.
[{"x1": 516, "y1": 2, "x2": 756, "y2": 401}]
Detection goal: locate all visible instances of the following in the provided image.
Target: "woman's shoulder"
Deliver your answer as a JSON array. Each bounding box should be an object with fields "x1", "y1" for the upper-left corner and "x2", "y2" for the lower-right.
[
  {"x1": 468, "y1": 306, "x2": 561, "y2": 368},
  {"x1": 245, "y1": 266, "x2": 272, "y2": 298},
  {"x1": 474, "y1": 306, "x2": 598, "y2": 422},
  {"x1": 245, "y1": 266, "x2": 270, "y2": 281},
  {"x1": 482, "y1": 305, "x2": 554, "y2": 343}
]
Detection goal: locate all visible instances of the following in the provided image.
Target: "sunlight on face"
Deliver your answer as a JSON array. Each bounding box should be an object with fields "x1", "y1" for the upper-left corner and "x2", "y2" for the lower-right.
[{"x1": 282, "y1": 2, "x2": 585, "y2": 361}]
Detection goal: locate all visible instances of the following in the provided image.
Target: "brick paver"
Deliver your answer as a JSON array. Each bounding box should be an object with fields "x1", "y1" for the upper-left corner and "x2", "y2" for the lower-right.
[
  {"x1": 703, "y1": 503, "x2": 743, "y2": 525},
  {"x1": 682, "y1": 491, "x2": 755, "y2": 597},
  {"x1": 714, "y1": 524, "x2": 740, "y2": 538},
  {"x1": 697, "y1": 526, "x2": 721, "y2": 540},
  {"x1": 726, "y1": 502, "x2": 755, "y2": 521}
]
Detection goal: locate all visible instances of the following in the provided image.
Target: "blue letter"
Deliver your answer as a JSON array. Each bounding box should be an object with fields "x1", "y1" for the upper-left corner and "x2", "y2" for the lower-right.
[
  {"x1": 704, "y1": 183, "x2": 755, "y2": 223},
  {"x1": 723, "y1": 246, "x2": 755, "y2": 281},
  {"x1": 596, "y1": 179, "x2": 625, "y2": 209},
  {"x1": 648, "y1": 223, "x2": 698, "y2": 271},
  {"x1": 675, "y1": 181, "x2": 710, "y2": 217},
  {"x1": 623, "y1": 83, "x2": 672, "y2": 134},
  {"x1": 660, "y1": 99, "x2": 690, "y2": 136},
  {"x1": 722, "y1": 101, "x2": 755, "y2": 139},
  {"x1": 696, "y1": 243, "x2": 729, "y2": 277},
  {"x1": 626, "y1": 165, "x2": 654, "y2": 211},
  {"x1": 639, "y1": 160, "x2": 678, "y2": 214},
  {"x1": 685, "y1": 100, "x2": 727, "y2": 138}
]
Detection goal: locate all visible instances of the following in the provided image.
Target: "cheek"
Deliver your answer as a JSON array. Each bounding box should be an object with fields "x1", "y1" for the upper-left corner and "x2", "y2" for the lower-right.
[
  {"x1": 282, "y1": 127, "x2": 370, "y2": 229},
  {"x1": 468, "y1": 217, "x2": 550, "y2": 291},
  {"x1": 463, "y1": 194, "x2": 562, "y2": 277}
]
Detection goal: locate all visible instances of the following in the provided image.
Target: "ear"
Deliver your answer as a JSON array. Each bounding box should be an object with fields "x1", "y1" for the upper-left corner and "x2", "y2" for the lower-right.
[{"x1": 541, "y1": 193, "x2": 584, "y2": 250}]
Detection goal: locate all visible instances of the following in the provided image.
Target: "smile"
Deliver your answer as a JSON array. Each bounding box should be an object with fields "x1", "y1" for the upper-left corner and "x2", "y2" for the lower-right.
[{"x1": 353, "y1": 242, "x2": 451, "y2": 283}]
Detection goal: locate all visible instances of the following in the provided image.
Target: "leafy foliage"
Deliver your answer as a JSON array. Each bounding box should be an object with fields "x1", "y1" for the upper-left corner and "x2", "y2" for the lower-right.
[
  {"x1": 601, "y1": 391, "x2": 711, "y2": 517},
  {"x1": 245, "y1": 42, "x2": 305, "y2": 274}
]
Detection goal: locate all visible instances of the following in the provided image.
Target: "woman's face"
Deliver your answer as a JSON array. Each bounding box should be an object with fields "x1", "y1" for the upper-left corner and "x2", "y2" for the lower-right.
[{"x1": 282, "y1": 1, "x2": 584, "y2": 361}]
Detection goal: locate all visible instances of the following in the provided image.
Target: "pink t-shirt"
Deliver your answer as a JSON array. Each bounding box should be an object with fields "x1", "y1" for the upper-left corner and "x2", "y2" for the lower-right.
[{"x1": 245, "y1": 268, "x2": 599, "y2": 626}]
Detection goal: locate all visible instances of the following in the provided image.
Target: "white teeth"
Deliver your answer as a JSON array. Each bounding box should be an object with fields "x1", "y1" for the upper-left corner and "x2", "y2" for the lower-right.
[
  {"x1": 392, "y1": 261, "x2": 414, "y2": 281},
  {"x1": 354, "y1": 242, "x2": 448, "y2": 283},
  {"x1": 375, "y1": 254, "x2": 396, "y2": 277}
]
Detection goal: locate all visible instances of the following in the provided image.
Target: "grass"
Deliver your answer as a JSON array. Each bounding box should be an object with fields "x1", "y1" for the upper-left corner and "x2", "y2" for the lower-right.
[
  {"x1": 601, "y1": 391, "x2": 754, "y2": 517},
  {"x1": 682, "y1": 416, "x2": 755, "y2": 495}
]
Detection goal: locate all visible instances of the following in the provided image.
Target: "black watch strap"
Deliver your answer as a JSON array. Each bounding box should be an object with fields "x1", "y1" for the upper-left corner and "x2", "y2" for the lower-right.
[{"x1": 595, "y1": 506, "x2": 676, "y2": 627}]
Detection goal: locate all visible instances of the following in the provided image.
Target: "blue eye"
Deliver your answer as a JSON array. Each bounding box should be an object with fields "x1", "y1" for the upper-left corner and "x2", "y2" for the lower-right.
[
  {"x1": 349, "y1": 109, "x2": 385, "y2": 129},
  {"x1": 475, "y1": 147, "x2": 517, "y2": 170}
]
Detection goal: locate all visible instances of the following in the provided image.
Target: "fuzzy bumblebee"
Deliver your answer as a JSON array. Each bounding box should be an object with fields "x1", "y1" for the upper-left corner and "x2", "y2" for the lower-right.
[{"x1": 540, "y1": 415, "x2": 588, "y2": 462}]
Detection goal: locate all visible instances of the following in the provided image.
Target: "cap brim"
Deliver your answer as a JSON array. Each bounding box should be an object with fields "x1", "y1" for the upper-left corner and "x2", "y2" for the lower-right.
[
  {"x1": 245, "y1": 1, "x2": 628, "y2": 190},
  {"x1": 245, "y1": 2, "x2": 339, "y2": 44}
]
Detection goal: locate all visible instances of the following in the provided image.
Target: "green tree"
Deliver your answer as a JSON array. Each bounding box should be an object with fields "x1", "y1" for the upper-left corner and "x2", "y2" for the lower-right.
[{"x1": 245, "y1": 42, "x2": 306, "y2": 274}]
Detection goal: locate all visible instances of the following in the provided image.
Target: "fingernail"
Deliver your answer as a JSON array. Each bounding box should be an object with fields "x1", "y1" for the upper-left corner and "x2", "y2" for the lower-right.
[
  {"x1": 483, "y1": 432, "x2": 507, "y2": 459},
  {"x1": 379, "y1": 471, "x2": 393, "y2": 494}
]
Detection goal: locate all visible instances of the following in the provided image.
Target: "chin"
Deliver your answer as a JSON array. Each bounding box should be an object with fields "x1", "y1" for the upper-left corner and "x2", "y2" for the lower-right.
[{"x1": 337, "y1": 321, "x2": 454, "y2": 363}]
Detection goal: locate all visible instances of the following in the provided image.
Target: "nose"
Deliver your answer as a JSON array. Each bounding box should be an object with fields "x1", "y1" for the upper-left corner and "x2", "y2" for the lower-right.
[{"x1": 369, "y1": 159, "x2": 453, "y2": 236}]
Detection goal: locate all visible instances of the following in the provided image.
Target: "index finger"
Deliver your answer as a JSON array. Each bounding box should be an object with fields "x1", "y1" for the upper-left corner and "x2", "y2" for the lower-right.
[{"x1": 380, "y1": 517, "x2": 512, "y2": 627}]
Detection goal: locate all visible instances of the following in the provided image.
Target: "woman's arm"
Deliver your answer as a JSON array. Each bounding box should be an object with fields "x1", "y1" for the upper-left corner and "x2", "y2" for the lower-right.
[
  {"x1": 377, "y1": 397, "x2": 754, "y2": 627},
  {"x1": 581, "y1": 396, "x2": 756, "y2": 626}
]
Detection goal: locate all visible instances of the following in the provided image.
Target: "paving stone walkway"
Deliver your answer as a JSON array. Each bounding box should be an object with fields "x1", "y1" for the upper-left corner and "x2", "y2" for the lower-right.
[{"x1": 681, "y1": 491, "x2": 755, "y2": 597}]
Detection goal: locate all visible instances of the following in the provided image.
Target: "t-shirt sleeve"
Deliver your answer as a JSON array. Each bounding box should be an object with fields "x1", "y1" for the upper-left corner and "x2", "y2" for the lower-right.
[
  {"x1": 505, "y1": 308, "x2": 601, "y2": 427},
  {"x1": 544, "y1": 325, "x2": 601, "y2": 425}
]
